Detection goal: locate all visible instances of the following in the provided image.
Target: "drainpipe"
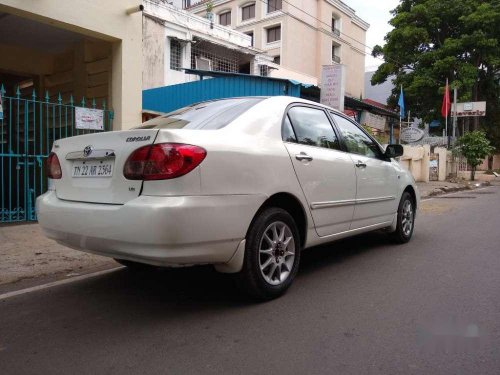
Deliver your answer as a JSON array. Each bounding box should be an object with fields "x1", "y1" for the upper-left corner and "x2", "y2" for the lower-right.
[{"x1": 125, "y1": 4, "x2": 144, "y2": 15}]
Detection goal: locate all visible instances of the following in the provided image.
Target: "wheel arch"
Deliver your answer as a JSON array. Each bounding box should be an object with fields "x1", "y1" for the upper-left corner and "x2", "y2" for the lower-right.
[
  {"x1": 250, "y1": 192, "x2": 308, "y2": 248},
  {"x1": 403, "y1": 185, "x2": 417, "y2": 209}
]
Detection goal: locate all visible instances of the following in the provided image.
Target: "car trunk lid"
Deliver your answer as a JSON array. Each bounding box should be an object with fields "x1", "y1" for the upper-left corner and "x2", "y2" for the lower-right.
[{"x1": 53, "y1": 129, "x2": 158, "y2": 204}]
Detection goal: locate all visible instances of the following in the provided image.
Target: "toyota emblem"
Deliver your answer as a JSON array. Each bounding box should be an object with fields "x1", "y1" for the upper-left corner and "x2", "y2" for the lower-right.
[{"x1": 83, "y1": 145, "x2": 93, "y2": 157}]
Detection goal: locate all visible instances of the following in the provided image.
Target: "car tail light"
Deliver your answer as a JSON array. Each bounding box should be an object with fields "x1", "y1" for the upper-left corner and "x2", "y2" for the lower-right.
[
  {"x1": 47, "y1": 152, "x2": 62, "y2": 179},
  {"x1": 124, "y1": 143, "x2": 206, "y2": 180}
]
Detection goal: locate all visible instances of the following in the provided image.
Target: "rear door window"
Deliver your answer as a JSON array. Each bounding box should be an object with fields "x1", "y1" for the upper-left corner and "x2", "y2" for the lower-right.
[
  {"x1": 282, "y1": 115, "x2": 297, "y2": 142},
  {"x1": 137, "y1": 98, "x2": 264, "y2": 130}
]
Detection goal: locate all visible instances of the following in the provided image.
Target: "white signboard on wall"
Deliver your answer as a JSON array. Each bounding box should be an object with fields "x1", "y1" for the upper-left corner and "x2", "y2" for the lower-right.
[
  {"x1": 320, "y1": 64, "x2": 345, "y2": 111},
  {"x1": 400, "y1": 127, "x2": 425, "y2": 143},
  {"x1": 75, "y1": 107, "x2": 104, "y2": 130},
  {"x1": 360, "y1": 111, "x2": 386, "y2": 131},
  {"x1": 451, "y1": 101, "x2": 486, "y2": 117}
]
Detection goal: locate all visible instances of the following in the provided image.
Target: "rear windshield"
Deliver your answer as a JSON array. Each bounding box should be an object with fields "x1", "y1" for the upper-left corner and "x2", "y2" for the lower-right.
[{"x1": 137, "y1": 98, "x2": 264, "y2": 130}]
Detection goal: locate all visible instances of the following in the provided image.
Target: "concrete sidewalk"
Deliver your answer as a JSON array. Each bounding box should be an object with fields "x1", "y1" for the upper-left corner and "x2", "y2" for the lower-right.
[
  {"x1": 0, "y1": 223, "x2": 115, "y2": 286},
  {"x1": 417, "y1": 179, "x2": 494, "y2": 198}
]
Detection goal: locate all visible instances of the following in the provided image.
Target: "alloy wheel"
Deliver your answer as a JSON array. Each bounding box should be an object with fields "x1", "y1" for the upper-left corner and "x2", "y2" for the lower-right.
[
  {"x1": 258, "y1": 221, "x2": 296, "y2": 286},
  {"x1": 401, "y1": 199, "x2": 414, "y2": 236}
]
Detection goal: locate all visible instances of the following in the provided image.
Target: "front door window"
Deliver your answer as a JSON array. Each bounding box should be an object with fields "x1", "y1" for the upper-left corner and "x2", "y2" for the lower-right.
[{"x1": 331, "y1": 113, "x2": 383, "y2": 159}]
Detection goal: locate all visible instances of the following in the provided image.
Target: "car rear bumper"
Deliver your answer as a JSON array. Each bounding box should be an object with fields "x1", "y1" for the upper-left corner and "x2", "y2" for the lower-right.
[{"x1": 36, "y1": 191, "x2": 266, "y2": 267}]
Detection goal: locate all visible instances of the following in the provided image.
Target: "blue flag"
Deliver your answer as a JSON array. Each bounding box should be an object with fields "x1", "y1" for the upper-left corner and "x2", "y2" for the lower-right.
[{"x1": 398, "y1": 85, "x2": 405, "y2": 118}]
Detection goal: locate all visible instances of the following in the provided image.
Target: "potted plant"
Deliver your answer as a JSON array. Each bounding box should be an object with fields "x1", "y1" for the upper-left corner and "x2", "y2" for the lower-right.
[{"x1": 206, "y1": 1, "x2": 214, "y2": 22}]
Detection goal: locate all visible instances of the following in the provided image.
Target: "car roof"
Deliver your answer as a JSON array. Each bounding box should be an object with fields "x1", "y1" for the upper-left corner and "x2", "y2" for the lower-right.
[
  {"x1": 260, "y1": 96, "x2": 344, "y2": 115},
  {"x1": 182, "y1": 96, "x2": 343, "y2": 116}
]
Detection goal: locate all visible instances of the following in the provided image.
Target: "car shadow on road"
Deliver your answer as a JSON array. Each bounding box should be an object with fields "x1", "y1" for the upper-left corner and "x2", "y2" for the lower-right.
[
  {"x1": 298, "y1": 230, "x2": 395, "y2": 275},
  {"x1": 35, "y1": 230, "x2": 397, "y2": 312}
]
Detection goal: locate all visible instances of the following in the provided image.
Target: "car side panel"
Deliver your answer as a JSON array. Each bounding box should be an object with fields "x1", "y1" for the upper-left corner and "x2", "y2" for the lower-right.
[{"x1": 147, "y1": 102, "x2": 319, "y2": 250}]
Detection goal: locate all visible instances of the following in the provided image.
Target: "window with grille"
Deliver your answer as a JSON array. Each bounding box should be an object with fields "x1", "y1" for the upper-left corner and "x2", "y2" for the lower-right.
[
  {"x1": 259, "y1": 65, "x2": 269, "y2": 77},
  {"x1": 242, "y1": 4, "x2": 255, "y2": 21},
  {"x1": 273, "y1": 55, "x2": 280, "y2": 65},
  {"x1": 267, "y1": 25, "x2": 281, "y2": 43},
  {"x1": 219, "y1": 11, "x2": 231, "y2": 26},
  {"x1": 267, "y1": 0, "x2": 282, "y2": 13},
  {"x1": 191, "y1": 42, "x2": 239, "y2": 73},
  {"x1": 170, "y1": 39, "x2": 182, "y2": 71}
]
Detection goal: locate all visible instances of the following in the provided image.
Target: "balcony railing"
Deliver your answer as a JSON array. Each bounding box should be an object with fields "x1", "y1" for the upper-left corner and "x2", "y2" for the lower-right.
[
  {"x1": 144, "y1": 1, "x2": 252, "y2": 48},
  {"x1": 332, "y1": 28, "x2": 340, "y2": 37}
]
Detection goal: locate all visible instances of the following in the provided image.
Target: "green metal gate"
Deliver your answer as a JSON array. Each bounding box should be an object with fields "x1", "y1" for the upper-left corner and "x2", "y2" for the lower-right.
[{"x1": 0, "y1": 85, "x2": 113, "y2": 223}]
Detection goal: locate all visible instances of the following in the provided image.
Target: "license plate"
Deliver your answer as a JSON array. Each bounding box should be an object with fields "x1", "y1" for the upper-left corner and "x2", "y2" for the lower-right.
[{"x1": 72, "y1": 160, "x2": 113, "y2": 178}]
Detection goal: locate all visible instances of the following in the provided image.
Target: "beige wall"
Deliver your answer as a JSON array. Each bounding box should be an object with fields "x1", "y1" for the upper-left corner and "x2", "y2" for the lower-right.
[
  {"x1": 400, "y1": 145, "x2": 431, "y2": 182},
  {"x1": 0, "y1": 0, "x2": 142, "y2": 130},
  {"x1": 143, "y1": 16, "x2": 166, "y2": 90},
  {"x1": 190, "y1": 0, "x2": 368, "y2": 96},
  {"x1": 434, "y1": 147, "x2": 447, "y2": 181},
  {"x1": 478, "y1": 154, "x2": 500, "y2": 171}
]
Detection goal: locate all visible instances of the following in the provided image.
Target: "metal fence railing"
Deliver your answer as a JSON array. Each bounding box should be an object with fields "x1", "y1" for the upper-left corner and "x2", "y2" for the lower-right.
[{"x1": 0, "y1": 84, "x2": 113, "y2": 223}]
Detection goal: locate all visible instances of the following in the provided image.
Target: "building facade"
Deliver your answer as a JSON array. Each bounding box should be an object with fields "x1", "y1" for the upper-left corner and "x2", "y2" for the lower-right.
[
  {"x1": 183, "y1": 0, "x2": 369, "y2": 95},
  {"x1": 143, "y1": 0, "x2": 276, "y2": 89},
  {"x1": 0, "y1": 0, "x2": 143, "y2": 130}
]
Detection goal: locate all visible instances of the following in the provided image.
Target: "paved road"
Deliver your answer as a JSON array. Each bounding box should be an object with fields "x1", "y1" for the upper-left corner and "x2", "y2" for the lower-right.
[{"x1": 1, "y1": 184, "x2": 499, "y2": 374}]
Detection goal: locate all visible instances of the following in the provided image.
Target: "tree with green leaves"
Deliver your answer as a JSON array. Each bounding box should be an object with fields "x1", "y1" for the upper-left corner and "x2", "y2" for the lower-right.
[
  {"x1": 456, "y1": 131, "x2": 494, "y2": 180},
  {"x1": 371, "y1": 0, "x2": 500, "y2": 153}
]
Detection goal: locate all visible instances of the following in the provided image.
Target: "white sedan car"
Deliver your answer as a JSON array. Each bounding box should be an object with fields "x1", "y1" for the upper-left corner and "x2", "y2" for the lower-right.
[{"x1": 37, "y1": 96, "x2": 418, "y2": 300}]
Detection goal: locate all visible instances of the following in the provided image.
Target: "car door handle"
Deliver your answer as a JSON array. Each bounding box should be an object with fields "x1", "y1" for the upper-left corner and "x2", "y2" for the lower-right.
[
  {"x1": 355, "y1": 160, "x2": 367, "y2": 168},
  {"x1": 295, "y1": 152, "x2": 313, "y2": 162}
]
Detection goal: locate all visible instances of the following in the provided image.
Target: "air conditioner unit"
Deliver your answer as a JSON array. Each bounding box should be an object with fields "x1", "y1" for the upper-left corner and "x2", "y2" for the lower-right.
[{"x1": 196, "y1": 57, "x2": 212, "y2": 71}]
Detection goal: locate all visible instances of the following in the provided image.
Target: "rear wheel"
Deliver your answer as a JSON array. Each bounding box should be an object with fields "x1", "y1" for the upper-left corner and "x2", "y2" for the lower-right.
[
  {"x1": 389, "y1": 191, "x2": 415, "y2": 243},
  {"x1": 236, "y1": 207, "x2": 301, "y2": 300}
]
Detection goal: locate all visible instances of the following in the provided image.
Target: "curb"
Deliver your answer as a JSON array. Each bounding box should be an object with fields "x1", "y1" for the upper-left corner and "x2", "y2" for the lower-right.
[{"x1": 421, "y1": 181, "x2": 491, "y2": 199}]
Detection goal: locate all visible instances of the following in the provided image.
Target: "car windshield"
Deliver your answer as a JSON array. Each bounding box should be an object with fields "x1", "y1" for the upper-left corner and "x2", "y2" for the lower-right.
[{"x1": 137, "y1": 98, "x2": 264, "y2": 130}]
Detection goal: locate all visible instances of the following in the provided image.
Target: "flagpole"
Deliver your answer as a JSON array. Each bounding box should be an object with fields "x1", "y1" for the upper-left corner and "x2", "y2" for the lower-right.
[
  {"x1": 452, "y1": 85, "x2": 457, "y2": 140},
  {"x1": 399, "y1": 115, "x2": 401, "y2": 144},
  {"x1": 445, "y1": 78, "x2": 449, "y2": 147},
  {"x1": 398, "y1": 84, "x2": 403, "y2": 144}
]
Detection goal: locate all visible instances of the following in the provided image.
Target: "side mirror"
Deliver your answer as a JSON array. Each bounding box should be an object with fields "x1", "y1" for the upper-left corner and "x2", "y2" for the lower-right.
[{"x1": 385, "y1": 144, "x2": 403, "y2": 158}]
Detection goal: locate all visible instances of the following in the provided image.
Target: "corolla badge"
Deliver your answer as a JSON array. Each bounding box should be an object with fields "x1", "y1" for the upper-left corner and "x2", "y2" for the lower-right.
[{"x1": 83, "y1": 145, "x2": 93, "y2": 157}]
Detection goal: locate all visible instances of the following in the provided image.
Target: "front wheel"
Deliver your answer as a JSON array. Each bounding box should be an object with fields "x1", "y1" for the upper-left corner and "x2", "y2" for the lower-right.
[
  {"x1": 236, "y1": 207, "x2": 301, "y2": 300},
  {"x1": 389, "y1": 191, "x2": 415, "y2": 244}
]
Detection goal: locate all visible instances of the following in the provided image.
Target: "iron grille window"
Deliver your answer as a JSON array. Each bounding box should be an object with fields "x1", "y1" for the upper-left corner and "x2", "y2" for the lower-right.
[
  {"x1": 242, "y1": 4, "x2": 255, "y2": 21},
  {"x1": 273, "y1": 55, "x2": 281, "y2": 65},
  {"x1": 267, "y1": 0, "x2": 282, "y2": 13},
  {"x1": 259, "y1": 65, "x2": 269, "y2": 77},
  {"x1": 267, "y1": 26, "x2": 281, "y2": 43},
  {"x1": 170, "y1": 39, "x2": 182, "y2": 71},
  {"x1": 191, "y1": 42, "x2": 239, "y2": 73},
  {"x1": 219, "y1": 11, "x2": 231, "y2": 26}
]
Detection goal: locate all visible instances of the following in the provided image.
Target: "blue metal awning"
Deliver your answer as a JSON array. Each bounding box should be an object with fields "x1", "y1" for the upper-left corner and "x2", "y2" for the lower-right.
[
  {"x1": 143, "y1": 70, "x2": 319, "y2": 114},
  {"x1": 183, "y1": 69, "x2": 317, "y2": 89}
]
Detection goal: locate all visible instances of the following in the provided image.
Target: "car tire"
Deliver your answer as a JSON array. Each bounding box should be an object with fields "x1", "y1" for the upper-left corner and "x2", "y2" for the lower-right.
[
  {"x1": 389, "y1": 191, "x2": 415, "y2": 244},
  {"x1": 236, "y1": 207, "x2": 301, "y2": 301}
]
